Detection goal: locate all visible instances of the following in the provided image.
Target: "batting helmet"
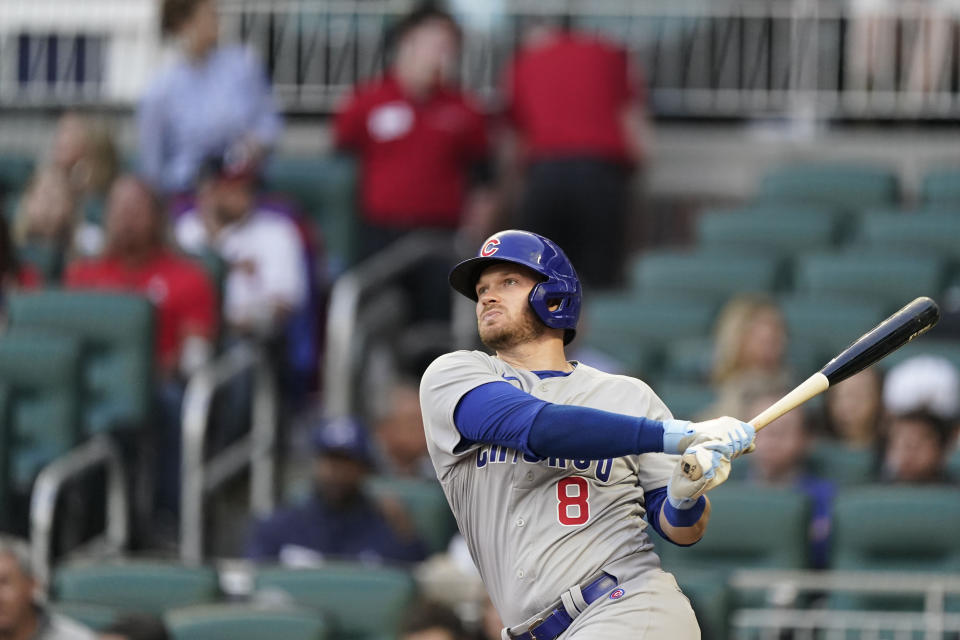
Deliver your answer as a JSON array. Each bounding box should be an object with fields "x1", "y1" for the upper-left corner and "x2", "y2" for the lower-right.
[{"x1": 449, "y1": 230, "x2": 581, "y2": 344}]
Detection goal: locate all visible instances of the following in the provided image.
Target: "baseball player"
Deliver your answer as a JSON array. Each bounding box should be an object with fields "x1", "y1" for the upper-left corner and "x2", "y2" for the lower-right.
[{"x1": 419, "y1": 230, "x2": 755, "y2": 639}]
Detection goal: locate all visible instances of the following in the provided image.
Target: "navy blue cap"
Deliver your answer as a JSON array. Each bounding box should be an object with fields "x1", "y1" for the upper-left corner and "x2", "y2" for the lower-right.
[{"x1": 310, "y1": 417, "x2": 372, "y2": 464}]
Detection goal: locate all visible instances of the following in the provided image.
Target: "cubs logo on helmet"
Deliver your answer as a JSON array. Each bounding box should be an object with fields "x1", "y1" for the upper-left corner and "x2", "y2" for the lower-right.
[{"x1": 480, "y1": 238, "x2": 500, "y2": 257}]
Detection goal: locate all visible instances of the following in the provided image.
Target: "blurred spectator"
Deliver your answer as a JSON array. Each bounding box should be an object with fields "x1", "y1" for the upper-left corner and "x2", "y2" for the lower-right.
[
  {"x1": 246, "y1": 417, "x2": 427, "y2": 564},
  {"x1": 373, "y1": 380, "x2": 434, "y2": 479},
  {"x1": 744, "y1": 391, "x2": 834, "y2": 569},
  {"x1": 501, "y1": 18, "x2": 650, "y2": 289},
  {"x1": 0, "y1": 535, "x2": 96, "y2": 640},
  {"x1": 882, "y1": 355, "x2": 960, "y2": 423},
  {"x1": 175, "y1": 157, "x2": 306, "y2": 339},
  {"x1": 51, "y1": 112, "x2": 119, "y2": 201},
  {"x1": 822, "y1": 368, "x2": 884, "y2": 449},
  {"x1": 99, "y1": 614, "x2": 170, "y2": 640},
  {"x1": 880, "y1": 410, "x2": 957, "y2": 484},
  {"x1": 12, "y1": 167, "x2": 85, "y2": 272},
  {"x1": 334, "y1": 3, "x2": 493, "y2": 320},
  {"x1": 65, "y1": 176, "x2": 217, "y2": 381},
  {"x1": 65, "y1": 176, "x2": 218, "y2": 525},
  {"x1": 706, "y1": 295, "x2": 791, "y2": 418},
  {"x1": 0, "y1": 214, "x2": 41, "y2": 330},
  {"x1": 138, "y1": 0, "x2": 282, "y2": 195},
  {"x1": 400, "y1": 601, "x2": 466, "y2": 640}
]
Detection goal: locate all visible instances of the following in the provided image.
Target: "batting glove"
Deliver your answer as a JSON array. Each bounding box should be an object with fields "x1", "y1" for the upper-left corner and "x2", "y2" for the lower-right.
[
  {"x1": 666, "y1": 441, "x2": 733, "y2": 509},
  {"x1": 662, "y1": 417, "x2": 756, "y2": 458}
]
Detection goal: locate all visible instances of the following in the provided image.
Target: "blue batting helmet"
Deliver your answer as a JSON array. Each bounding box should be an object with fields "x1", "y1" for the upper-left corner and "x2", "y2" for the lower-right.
[{"x1": 449, "y1": 230, "x2": 581, "y2": 344}]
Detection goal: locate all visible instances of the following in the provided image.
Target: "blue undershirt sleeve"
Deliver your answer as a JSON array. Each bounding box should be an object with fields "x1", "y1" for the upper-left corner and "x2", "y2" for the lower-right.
[
  {"x1": 453, "y1": 381, "x2": 666, "y2": 459},
  {"x1": 645, "y1": 487, "x2": 705, "y2": 547}
]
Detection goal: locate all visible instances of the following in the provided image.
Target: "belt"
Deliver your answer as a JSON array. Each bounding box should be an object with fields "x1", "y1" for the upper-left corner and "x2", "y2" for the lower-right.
[{"x1": 508, "y1": 572, "x2": 619, "y2": 640}]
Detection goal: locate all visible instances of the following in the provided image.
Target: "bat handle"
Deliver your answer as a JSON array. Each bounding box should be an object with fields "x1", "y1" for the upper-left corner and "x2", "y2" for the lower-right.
[{"x1": 679, "y1": 372, "x2": 830, "y2": 481}]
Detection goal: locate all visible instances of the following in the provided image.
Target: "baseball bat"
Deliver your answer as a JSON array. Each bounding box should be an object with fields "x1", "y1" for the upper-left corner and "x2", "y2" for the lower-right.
[{"x1": 681, "y1": 296, "x2": 941, "y2": 481}]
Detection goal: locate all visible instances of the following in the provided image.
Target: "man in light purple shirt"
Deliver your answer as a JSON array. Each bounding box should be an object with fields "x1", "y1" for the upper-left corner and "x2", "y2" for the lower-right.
[{"x1": 137, "y1": 0, "x2": 282, "y2": 195}]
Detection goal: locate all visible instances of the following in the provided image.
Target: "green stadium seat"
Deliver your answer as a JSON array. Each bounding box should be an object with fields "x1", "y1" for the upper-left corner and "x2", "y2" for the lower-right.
[
  {"x1": 262, "y1": 155, "x2": 358, "y2": 273},
  {"x1": 660, "y1": 337, "x2": 714, "y2": 383},
  {"x1": 654, "y1": 381, "x2": 716, "y2": 419},
  {"x1": 53, "y1": 561, "x2": 219, "y2": 616},
  {"x1": 920, "y1": 167, "x2": 960, "y2": 206},
  {"x1": 779, "y1": 295, "x2": 888, "y2": 356},
  {"x1": 7, "y1": 291, "x2": 155, "y2": 434},
  {"x1": 806, "y1": 441, "x2": 875, "y2": 485},
  {"x1": 630, "y1": 251, "x2": 781, "y2": 302},
  {"x1": 671, "y1": 569, "x2": 731, "y2": 640},
  {"x1": 0, "y1": 333, "x2": 82, "y2": 499},
  {"x1": 583, "y1": 294, "x2": 717, "y2": 377},
  {"x1": 255, "y1": 563, "x2": 416, "y2": 640},
  {"x1": 696, "y1": 207, "x2": 838, "y2": 257},
  {"x1": 831, "y1": 486, "x2": 960, "y2": 610},
  {"x1": 50, "y1": 602, "x2": 121, "y2": 631},
  {"x1": 792, "y1": 253, "x2": 944, "y2": 310},
  {"x1": 657, "y1": 483, "x2": 811, "y2": 573},
  {"x1": 365, "y1": 476, "x2": 457, "y2": 554},
  {"x1": 166, "y1": 605, "x2": 327, "y2": 640},
  {"x1": 852, "y1": 212, "x2": 960, "y2": 259},
  {"x1": 756, "y1": 164, "x2": 899, "y2": 210},
  {"x1": 948, "y1": 447, "x2": 960, "y2": 482},
  {"x1": 0, "y1": 153, "x2": 35, "y2": 195}
]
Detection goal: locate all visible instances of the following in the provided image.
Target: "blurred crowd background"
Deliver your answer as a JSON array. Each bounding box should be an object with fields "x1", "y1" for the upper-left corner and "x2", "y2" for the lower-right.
[{"x1": 0, "y1": 0, "x2": 959, "y2": 638}]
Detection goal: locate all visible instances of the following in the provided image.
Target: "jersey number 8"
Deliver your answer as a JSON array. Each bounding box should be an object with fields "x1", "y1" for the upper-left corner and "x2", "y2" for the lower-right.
[{"x1": 557, "y1": 477, "x2": 590, "y2": 525}]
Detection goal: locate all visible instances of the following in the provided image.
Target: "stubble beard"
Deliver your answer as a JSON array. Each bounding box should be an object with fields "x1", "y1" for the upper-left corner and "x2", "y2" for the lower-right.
[{"x1": 479, "y1": 304, "x2": 545, "y2": 351}]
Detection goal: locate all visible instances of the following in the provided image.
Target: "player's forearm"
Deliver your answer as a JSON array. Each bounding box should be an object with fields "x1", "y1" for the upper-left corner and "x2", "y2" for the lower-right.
[{"x1": 659, "y1": 495, "x2": 710, "y2": 546}]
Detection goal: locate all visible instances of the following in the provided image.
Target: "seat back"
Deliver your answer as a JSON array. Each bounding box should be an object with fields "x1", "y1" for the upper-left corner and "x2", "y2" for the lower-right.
[
  {"x1": 696, "y1": 207, "x2": 838, "y2": 256},
  {"x1": 921, "y1": 167, "x2": 960, "y2": 207},
  {"x1": 0, "y1": 332, "x2": 82, "y2": 494},
  {"x1": 631, "y1": 251, "x2": 781, "y2": 302},
  {"x1": 757, "y1": 164, "x2": 899, "y2": 209},
  {"x1": 53, "y1": 561, "x2": 220, "y2": 615},
  {"x1": 853, "y1": 212, "x2": 960, "y2": 259},
  {"x1": 166, "y1": 605, "x2": 328, "y2": 640},
  {"x1": 255, "y1": 563, "x2": 416, "y2": 640},
  {"x1": 7, "y1": 291, "x2": 155, "y2": 434}
]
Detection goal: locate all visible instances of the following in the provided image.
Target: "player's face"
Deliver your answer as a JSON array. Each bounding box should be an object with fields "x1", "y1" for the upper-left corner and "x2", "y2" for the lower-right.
[{"x1": 475, "y1": 263, "x2": 545, "y2": 351}]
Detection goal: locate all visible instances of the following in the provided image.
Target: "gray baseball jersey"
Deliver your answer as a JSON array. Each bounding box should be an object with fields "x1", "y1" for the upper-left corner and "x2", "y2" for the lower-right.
[{"x1": 419, "y1": 350, "x2": 679, "y2": 627}]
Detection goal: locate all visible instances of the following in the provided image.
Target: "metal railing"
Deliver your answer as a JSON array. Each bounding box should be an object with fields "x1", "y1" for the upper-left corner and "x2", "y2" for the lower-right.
[
  {"x1": 323, "y1": 231, "x2": 468, "y2": 419},
  {"x1": 729, "y1": 569, "x2": 960, "y2": 640},
  {"x1": 29, "y1": 435, "x2": 128, "y2": 587},
  {"x1": 218, "y1": 0, "x2": 960, "y2": 120},
  {"x1": 179, "y1": 342, "x2": 278, "y2": 565}
]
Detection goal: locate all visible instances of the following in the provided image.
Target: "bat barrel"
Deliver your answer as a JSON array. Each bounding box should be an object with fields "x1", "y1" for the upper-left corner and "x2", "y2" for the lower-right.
[{"x1": 820, "y1": 296, "x2": 940, "y2": 386}]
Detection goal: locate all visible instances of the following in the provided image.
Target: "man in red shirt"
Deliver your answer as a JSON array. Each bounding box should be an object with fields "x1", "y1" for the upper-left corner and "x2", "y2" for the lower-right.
[
  {"x1": 335, "y1": 5, "x2": 495, "y2": 321},
  {"x1": 502, "y1": 20, "x2": 650, "y2": 290},
  {"x1": 66, "y1": 176, "x2": 217, "y2": 380}
]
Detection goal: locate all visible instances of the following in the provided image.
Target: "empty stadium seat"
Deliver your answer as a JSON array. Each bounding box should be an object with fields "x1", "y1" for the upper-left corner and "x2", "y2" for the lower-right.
[
  {"x1": 660, "y1": 336, "x2": 714, "y2": 383},
  {"x1": 672, "y1": 569, "x2": 732, "y2": 640},
  {"x1": 696, "y1": 207, "x2": 838, "y2": 256},
  {"x1": 583, "y1": 294, "x2": 717, "y2": 376},
  {"x1": 778, "y1": 295, "x2": 888, "y2": 356},
  {"x1": 831, "y1": 486, "x2": 960, "y2": 610},
  {"x1": 853, "y1": 211, "x2": 960, "y2": 259},
  {"x1": 50, "y1": 602, "x2": 121, "y2": 631},
  {"x1": 657, "y1": 483, "x2": 811, "y2": 573},
  {"x1": 255, "y1": 563, "x2": 416, "y2": 640},
  {"x1": 7, "y1": 291, "x2": 155, "y2": 434},
  {"x1": 793, "y1": 253, "x2": 944, "y2": 310},
  {"x1": 166, "y1": 605, "x2": 328, "y2": 640},
  {"x1": 756, "y1": 164, "x2": 899, "y2": 210},
  {"x1": 0, "y1": 153, "x2": 35, "y2": 195},
  {"x1": 630, "y1": 251, "x2": 782, "y2": 302},
  {"x1": 806, "y1": 441, "x2": 875, "y2": 485},
  {"x1": 0, "y1": 333, "x2": 82, "y2": 501},
  {"x1": 53, "y1": 561, "x2": 219, "y2": 615},
  {"x1": 920, "y1": 167, "x2": 960, "y2": 206},
  {"x1": 262, "y1": 155, "x2": 358, "y2": 273},
  {"x1": 365, "y1": 476, "x2": 457, "y2": 555}
]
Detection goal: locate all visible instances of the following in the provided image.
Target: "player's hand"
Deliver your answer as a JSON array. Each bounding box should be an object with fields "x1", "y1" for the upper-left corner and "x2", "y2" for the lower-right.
[
  {"x1": 666, "y1": 441, "x2": 733, "y2": 508},
  {"x1": 662, "y1": 417, "x2": 755, "y2": 458}
]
